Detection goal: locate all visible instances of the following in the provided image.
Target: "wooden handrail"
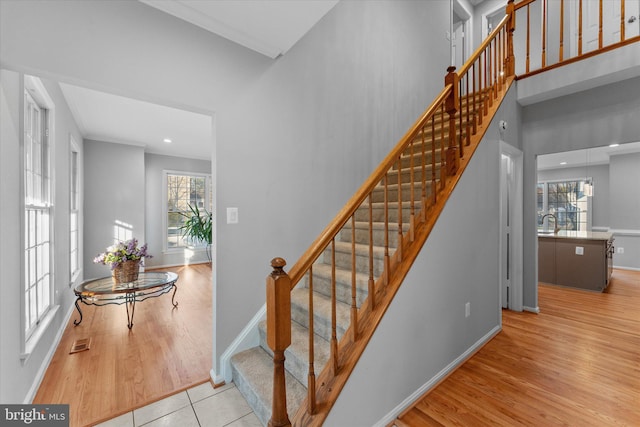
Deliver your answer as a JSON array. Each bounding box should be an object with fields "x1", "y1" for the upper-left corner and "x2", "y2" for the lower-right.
[
  {"x1": 286, "y1": 85, "x2": 453, "y2": 287},
  {"x1": 459, "y1": 15, "x2": 511, "y2": 77}
]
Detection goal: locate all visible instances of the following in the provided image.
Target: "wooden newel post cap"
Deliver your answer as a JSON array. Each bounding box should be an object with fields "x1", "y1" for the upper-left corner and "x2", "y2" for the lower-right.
[
  {"x1": 446, "y1": 66, "x2": 456, "y2": 74},
  {"x1": 271, "y1": 257, "x2": 286, "y2": 275}
]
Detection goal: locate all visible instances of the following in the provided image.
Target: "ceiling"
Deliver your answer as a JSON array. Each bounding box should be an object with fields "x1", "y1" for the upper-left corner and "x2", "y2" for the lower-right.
[
  {"x1": 60, "y1": 1, "x2": 339, "y2": 160},
  {"x1": 60, "y1": 83, "x2": 213, "y2": 160},
  {"x1": 139, "y1": 0, "x2": 339, "y2": 59},
  {"x1": 537, "y1": 142, "x2": 640, "y2": 170}
]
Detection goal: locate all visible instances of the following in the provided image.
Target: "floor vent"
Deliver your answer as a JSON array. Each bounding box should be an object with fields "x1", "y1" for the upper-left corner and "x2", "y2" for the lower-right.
[{"x1": 70, "y1": 338, "x2": 92, "y2": 354}]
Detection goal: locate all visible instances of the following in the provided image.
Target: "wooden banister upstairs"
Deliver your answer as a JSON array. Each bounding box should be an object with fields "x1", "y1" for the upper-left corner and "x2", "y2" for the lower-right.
[
  {"x1": 263, "y1": 4, "x2": 518, "y2": 426},
  {"x1": 513, "y1": 0, "x2": 640, "y2": 78}
]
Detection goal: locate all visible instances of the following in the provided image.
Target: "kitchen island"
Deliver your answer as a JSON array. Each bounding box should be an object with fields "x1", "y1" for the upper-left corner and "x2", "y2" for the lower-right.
[{"x1": 538, "y1": 230, "x2": 614, "y2": 292}]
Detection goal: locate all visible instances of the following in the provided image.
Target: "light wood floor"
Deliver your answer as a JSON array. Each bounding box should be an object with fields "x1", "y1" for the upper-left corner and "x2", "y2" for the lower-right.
[
  {"x1": 33, "y1": 264, "x2": 213, "y2": 427},
  {"x1": 396, "y1": 268, "x2": 640, "y2": 426}
]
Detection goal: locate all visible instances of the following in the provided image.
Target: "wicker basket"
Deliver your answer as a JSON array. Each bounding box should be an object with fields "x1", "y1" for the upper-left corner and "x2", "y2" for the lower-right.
[{"x1": 112, "y1": 260, "x2": 140, "y2": 284}]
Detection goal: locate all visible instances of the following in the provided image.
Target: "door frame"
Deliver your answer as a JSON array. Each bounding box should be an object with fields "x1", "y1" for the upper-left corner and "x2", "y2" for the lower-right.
[{"x1": 499, "y1": 141, "x2": 524, "y2": 313}]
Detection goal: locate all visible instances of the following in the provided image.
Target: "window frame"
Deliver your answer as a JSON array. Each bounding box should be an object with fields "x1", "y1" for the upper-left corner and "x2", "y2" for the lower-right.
[
  {"x1": 22, "y1": 76, "x2": 56, "y2": 349},
  {"x1": 537, "y1": 177, "x2": 593, "y2": 232},
  {"x1": 69, "y1": 135, "x2": 81, "y2": 285},
  {"x1": 162, "y1": 170, "x2": 212, "y2": 252}
]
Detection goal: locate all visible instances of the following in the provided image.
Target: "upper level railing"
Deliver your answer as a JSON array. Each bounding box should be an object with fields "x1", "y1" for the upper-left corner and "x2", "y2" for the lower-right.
[
  {"x1": 513, "y1": 0, "x2": 640, "y2": 77},
  {"x1": 264, "y1": 4, "x2": 517, "y2": 426}
]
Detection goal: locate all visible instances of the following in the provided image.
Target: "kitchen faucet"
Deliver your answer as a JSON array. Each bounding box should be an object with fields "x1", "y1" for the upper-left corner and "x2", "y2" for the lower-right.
[{"x1": 540, "y1": 213, "x2": 560, "y2": 234}]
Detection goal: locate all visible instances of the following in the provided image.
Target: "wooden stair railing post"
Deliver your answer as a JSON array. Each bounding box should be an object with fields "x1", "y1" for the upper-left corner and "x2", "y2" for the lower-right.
[
  {"x1": 506, "y1": 0, "x2": 516, "y2": 77},
  {"x1": 266, "y1": 257, "x2": 292, "y2": 427},
  {"x1": 445, "y1": 66, "x2": 459, "y2": 175}
]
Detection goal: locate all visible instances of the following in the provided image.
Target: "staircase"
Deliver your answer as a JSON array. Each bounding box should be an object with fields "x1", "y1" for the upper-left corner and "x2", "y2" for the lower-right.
[
  {"x1": 226, "y1": 0, "x2": 640, "y2": 423},
  {"x1": 230, "y1": 92, "x2": 485, "y2": 425}
]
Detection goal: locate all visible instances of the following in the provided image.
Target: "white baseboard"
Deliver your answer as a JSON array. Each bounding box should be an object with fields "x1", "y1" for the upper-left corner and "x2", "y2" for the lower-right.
[
  {"x1": 374, "y1": 324, "x2": 502, "y2": 427},
  {"x1": 24, "y1": 302, "x2": 75, "y2": 403},
  {"x1": 523, "y1": 305, "x2": 540, "y2": 313},
  {"x1": 614, "y1": 265, "x2": 640, "y2": 272},
  {"x1": 219, "y1": 304, "x2": 266, "y2": 384},
  {"x1": 209, "y1": 369, "x2": 225, "y2": 386}
]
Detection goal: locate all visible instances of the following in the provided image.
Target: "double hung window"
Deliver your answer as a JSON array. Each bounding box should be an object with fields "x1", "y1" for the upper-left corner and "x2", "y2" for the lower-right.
[
  {"x1": 164, "y1": 172, "x2": 212, "y2": 250},
  {"x1": 537, "y1": 179, "x2": 592, "y2": 232},
  {"x1": 24, "y1": 86, "x2": 53, "y2": 339}
]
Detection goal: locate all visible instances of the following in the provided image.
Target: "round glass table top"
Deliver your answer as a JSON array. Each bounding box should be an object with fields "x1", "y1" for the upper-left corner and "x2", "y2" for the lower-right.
[{"x1": 75, "y1": 272, "x2": 178, "y2": 295}]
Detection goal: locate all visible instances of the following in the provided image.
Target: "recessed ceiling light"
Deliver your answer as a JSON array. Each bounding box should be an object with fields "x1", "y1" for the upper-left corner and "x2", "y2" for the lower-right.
[
  {"x1": 560, "y1": 161, "x2": 567, "y2": 165},
  {"x1": 163, "y1": 138, "x2": 172, "y2": 144},
  {"x1": 609, "y1": 143, "x2": 619, "y2": 148}
]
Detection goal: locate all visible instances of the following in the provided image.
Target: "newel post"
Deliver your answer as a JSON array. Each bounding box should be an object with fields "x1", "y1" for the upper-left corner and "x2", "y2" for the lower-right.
[
  {"x1": 445, "y1": 66, "x2": 460, "y2": 175},
  {"x1": 266, "y1": 257, "x2": 292, "y2": 427},
  {"x1": 506, "y1": 0, "x2": 516, "y2": 77}
]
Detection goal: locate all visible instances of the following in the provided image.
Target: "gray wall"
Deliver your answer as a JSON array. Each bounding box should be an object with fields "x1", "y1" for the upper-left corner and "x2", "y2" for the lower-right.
[
  {"x1": 0, "y1": 0, "x2": 460, "y2": 403},
  {"x1": 327, "y1": 81, "x2": 522, "y2": 426},
  {"x1": 83, "y1": 140, "x2": 145, "y2": 279},
  {"x1": 538, "y1": 164, "x2": 610, "y2": 228},
  {"x1": 521, "y1": 75, "x2": 640, "y2": 308},
  {"x1": 0, "y1": 70, "x2": 84, "y2": 403},
  {"x1": 215, "y1": 0, "x2": 451, "y2": 375},
  {"x1": 609, "y1": 152, "x2": 640, "y2": 269},
  {"x1": 144, "y1": 153, "x2": 212, "y2": 268}
]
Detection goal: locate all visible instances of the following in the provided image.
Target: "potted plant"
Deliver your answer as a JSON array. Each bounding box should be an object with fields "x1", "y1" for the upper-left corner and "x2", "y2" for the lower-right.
[
  {"x1": 179, "y1": 204, "x2": 213, "y2": 263},
  {"x1": 93, "y1": 238, "x2": 152, "y2": 283}
]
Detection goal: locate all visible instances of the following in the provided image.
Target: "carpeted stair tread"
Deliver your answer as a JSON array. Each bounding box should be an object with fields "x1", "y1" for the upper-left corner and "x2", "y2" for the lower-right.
[
  {"x1": 290, "y1": 287, "x2": 351, "y2": 342},
  {"x1": 258, "y1": 319, "x2": 331, "y2": 388},
  {"x1": 231, "y1": 346, "x2": 307, "y2": 426}
]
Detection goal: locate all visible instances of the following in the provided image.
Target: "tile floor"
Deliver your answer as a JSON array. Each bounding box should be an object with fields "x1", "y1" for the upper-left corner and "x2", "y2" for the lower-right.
[{"x1": 95, "y1": 382, "x2": 261, "y2": 427}]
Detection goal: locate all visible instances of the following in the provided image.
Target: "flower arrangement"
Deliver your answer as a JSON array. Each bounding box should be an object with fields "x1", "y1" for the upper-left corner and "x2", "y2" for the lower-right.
[{"x1": 93, "y1": 238, "x2": 152, "y2": 270}]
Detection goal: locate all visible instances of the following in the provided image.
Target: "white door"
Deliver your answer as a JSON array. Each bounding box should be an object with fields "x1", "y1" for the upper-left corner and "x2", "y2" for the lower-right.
[
  {"x1": 583, "y1": 0, "x2": 640, "y2": 52},
  {"x1": 500, "y1": 154, "x2": 512, "y2": 308},
  {"x1": 499, "y1": 143, "x2": 523, "y2": 312}
]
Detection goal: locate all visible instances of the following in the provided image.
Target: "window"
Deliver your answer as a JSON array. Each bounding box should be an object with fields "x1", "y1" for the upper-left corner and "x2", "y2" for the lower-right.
[
  {"x1": 24, "y1": 83, "x2": 53, "y2": 339},
  {"x1": 69, "y1": 136, "x2": 80, "y2": 283},
  {"x1": 164, "y1": 172, "x2": 212, "y2": 250},
  {"x1": 537, "y1": 178, "x2": 592, "y2": 232}
]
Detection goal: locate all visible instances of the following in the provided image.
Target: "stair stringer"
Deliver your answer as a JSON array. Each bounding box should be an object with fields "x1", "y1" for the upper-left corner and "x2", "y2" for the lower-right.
[{"x1": 293, "y1": 76, "x2": 516, "y2": 427}]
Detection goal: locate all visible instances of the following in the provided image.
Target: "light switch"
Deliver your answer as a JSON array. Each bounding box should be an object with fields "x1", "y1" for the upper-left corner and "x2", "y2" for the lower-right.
[
  {"x1": 227, "y1": 207, "x2": 238, "y2": 224},
  {"x1": 575, "y1": 246, "x2": 584, "y2": 255}
]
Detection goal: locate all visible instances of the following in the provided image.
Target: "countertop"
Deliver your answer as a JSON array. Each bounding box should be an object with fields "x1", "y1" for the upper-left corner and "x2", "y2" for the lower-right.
[{"x1": 537, "y1": 230, "x2": 613, "y2": 241}]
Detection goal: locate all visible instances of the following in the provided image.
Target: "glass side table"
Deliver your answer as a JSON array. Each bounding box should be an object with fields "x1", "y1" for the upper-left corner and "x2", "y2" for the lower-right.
[{"x1": 73, "y1": 272, "x2": 178, "y2": 329}]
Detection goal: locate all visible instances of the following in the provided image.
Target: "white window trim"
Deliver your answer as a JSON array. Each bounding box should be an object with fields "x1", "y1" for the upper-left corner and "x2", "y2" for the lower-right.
[
  {"x1": 162, "y1": 170, "x2": 212, "y2": 253},
  {"x1": 21, "y1": 75, "x2": 57, "y2": 358},
  {"x1": 537, "y1": 177, "x2": 593, "y2": 232},
  {"x1": 69, "y1": 134, "x2": 82, "y2": 286}
]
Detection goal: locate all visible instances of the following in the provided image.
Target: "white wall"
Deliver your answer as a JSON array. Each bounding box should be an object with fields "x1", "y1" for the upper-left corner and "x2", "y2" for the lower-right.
[
  {"x1": 214, "y1": 0, "x2": 452, "y2": 377},
  {"x1": 144, "y1": 153, "x2": 212, "y2": 268},
  {"x1": 0, "y1": 70, "x2": 84, "y2": 403},
  {"x1": 83, "y1": 140, "x2": 145, "y2": 279},
  {"x1": 0, "y1": 0, "x2": 457, "y2": 401}
]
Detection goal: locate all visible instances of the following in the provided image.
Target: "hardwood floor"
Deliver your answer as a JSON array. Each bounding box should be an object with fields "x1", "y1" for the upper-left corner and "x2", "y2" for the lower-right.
[
  {"x1": 396, "y1": 269, "x2": 640, "y2": 426},
  {"x1": 33, "y1": 264, "x2": 213, "y2": 427}
]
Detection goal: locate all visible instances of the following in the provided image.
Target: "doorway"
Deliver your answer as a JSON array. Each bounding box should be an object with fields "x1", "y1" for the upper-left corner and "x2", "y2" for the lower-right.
[
  {"x1": 451, "y1": 0, "x2": 472, "y2": 70},
  {"x1": 499, "y1": 142, "x2": 523, "y2": 312}
]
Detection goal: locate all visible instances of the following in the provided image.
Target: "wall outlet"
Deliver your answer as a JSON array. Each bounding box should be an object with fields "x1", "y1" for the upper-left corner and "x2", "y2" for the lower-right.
[
  {"x1": 575, "y1": 246, "x2": 584, "y2": 255},
  {"x1": 226, "y1": 207, "x2": 239, "y2": 224},
  {"x1": 465, "y1": 302, "x2": 471, "y2": 318},
  {"x1": 617, "y1": 247, "x2": 624, "y2": 254}
]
